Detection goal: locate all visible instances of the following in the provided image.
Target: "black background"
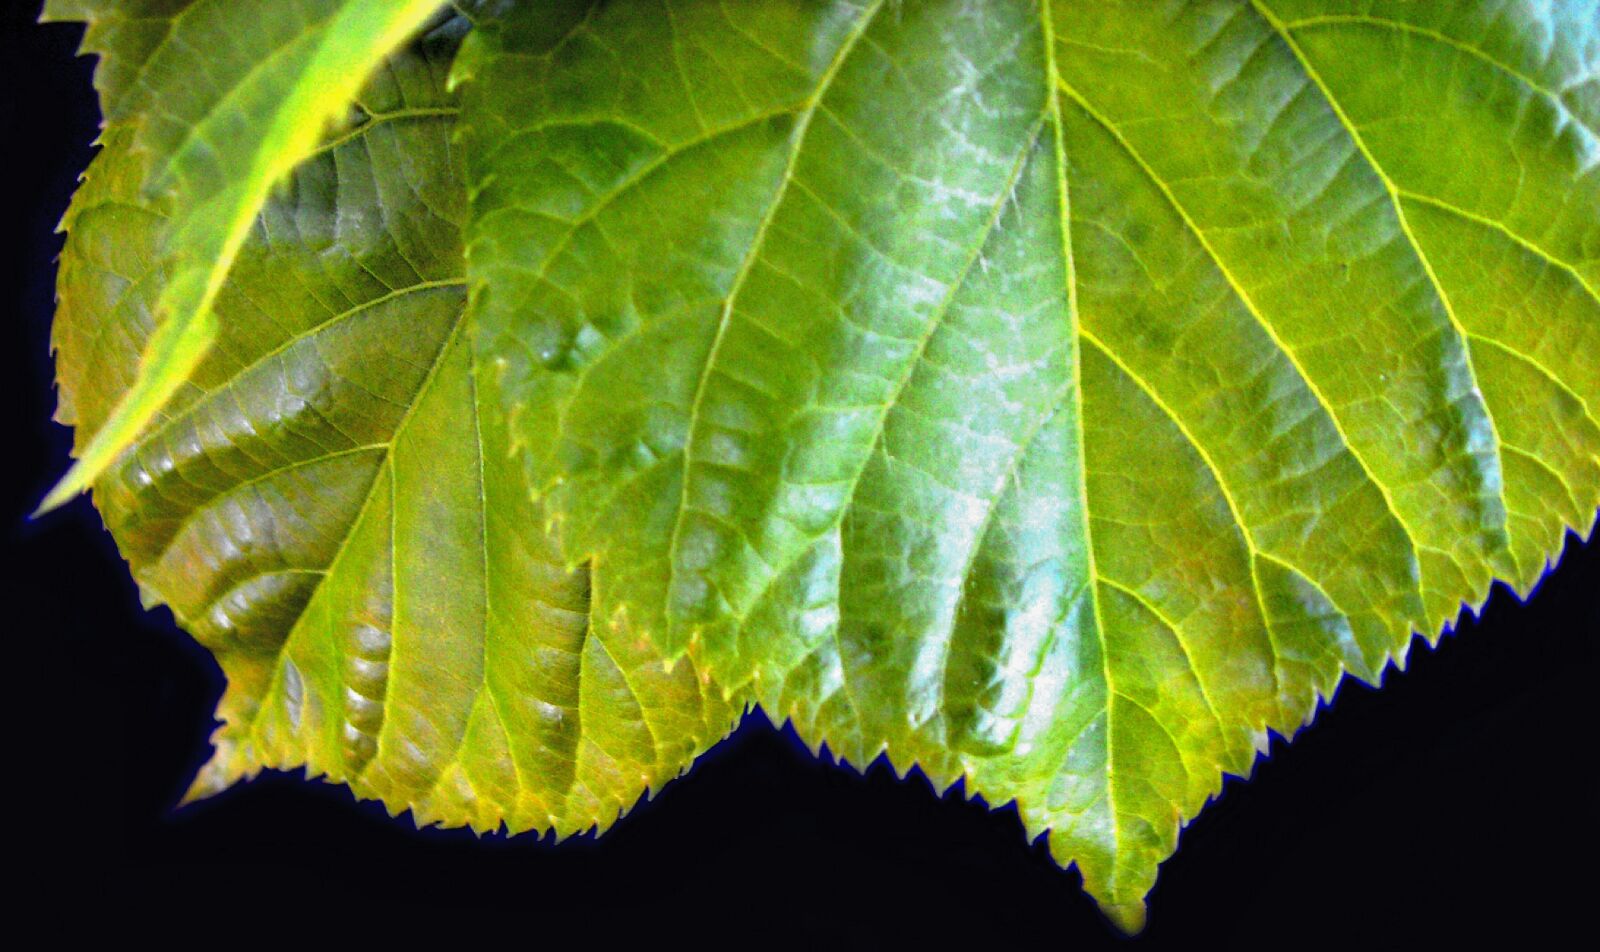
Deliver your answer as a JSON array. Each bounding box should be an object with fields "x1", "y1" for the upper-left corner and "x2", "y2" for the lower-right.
[{"x1": 7, "y1": 5, "x2": 1595, "y2": 946}]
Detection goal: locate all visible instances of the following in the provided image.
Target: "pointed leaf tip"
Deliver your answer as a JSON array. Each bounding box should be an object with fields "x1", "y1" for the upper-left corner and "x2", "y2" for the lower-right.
[{"x1": 1106, "y1": 902, "x2": 1147, "y2": 936}]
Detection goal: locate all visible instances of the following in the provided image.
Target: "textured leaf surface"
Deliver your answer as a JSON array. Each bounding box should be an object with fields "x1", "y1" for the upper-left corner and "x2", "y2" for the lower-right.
[
  {"x1": 40, "y1": 0, "x2": 446, "y2": 510},
  {"x1": 460, "y1": 0, "x2": 1599, "y2": 928},
  {"x1": 53, "y1": 14, "x2": 738, "y2": 837}
]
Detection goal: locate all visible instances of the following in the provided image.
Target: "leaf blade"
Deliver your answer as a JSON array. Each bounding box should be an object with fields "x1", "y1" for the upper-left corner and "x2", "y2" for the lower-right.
[
  {"x1": 54, "y1": 15, "x2": 738, "y2": 838},
  {"x1": 461, "y1": 0, "x2": 1598, "y2": 926}
]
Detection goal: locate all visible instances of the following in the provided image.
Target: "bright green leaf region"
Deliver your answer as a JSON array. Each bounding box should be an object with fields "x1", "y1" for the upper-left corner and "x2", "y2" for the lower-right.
[{"x1": 51, "y1": 0, "x2": 1597, "y2": 932}]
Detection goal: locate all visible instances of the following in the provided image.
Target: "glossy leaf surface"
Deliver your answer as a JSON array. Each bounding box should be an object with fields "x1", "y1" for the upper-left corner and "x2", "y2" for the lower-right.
[{"x1": 460, "y1": 0, "x2": 1598, "y2": 928}]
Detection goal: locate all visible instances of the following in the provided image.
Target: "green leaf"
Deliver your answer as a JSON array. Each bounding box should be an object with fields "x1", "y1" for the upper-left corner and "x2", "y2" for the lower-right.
[
  {"x1": 39, "y1": 0, "x2": 447, "y2": 512},
  {"x1": 459, "y1": 0, "x2": 1598, "y2": 929},
  {"x1": 47, "y1": 0, "x2": 1597, "y2": 931},
  {"x1": 53, "y1": 14, "x2": 738, "y2": 837}
]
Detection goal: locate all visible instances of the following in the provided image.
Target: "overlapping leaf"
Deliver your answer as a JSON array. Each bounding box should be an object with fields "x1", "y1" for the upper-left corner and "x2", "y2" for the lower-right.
[
  {"x1": 41, "y1": 0, "x2": 446, "y2": 510},
  {"x1": 459, "y1": 0, "x2": 1598, "y2": 929},
  {"x1": 53, "y1": 12, "x2": 738, "y2": 837}
]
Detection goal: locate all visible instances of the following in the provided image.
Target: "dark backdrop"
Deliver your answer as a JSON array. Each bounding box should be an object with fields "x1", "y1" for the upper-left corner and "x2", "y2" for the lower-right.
[{"x1": 7, "y1": 5, "x2": 1595, "y2": 946}]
